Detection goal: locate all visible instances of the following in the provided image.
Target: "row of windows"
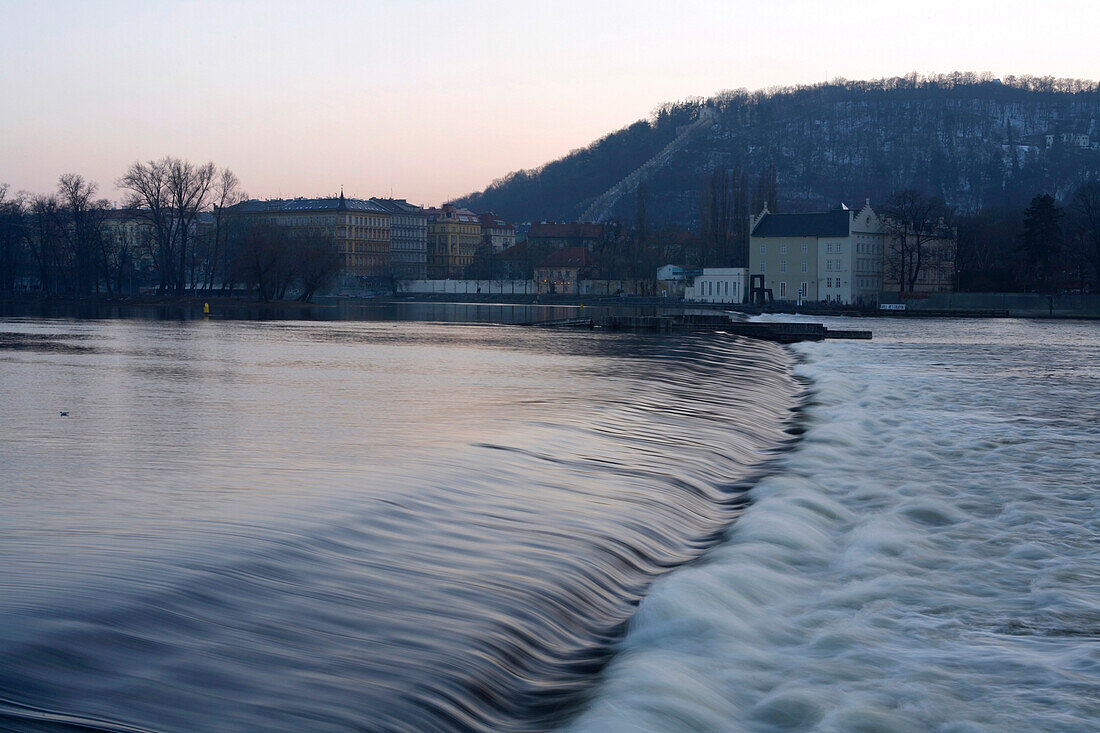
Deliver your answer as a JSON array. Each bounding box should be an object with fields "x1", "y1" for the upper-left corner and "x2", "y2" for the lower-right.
[
  {"x1": 698, "y1": 280, "x2": 736, "y2": 297},
  {"x1": 774, "y1": 282, "x2": 810, "y2": 298},
  {"x1": 765, "y1": 243, "x2": 812, "y2": 255},
  {"x1": 761, "y1": 241, "x2": 853, "y2": 255}
]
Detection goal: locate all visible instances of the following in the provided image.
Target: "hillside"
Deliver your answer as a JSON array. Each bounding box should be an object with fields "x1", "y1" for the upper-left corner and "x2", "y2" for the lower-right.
[{"x1": 452, "y1": 74, "x2": 1100, "y2": 227}]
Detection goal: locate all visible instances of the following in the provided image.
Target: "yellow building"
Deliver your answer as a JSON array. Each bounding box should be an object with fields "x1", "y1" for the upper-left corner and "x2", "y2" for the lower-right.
[
  {"x1": 226, "y1": 194, "x2": 392, "y2": 279},
  {"x1": 425, "y1": 205, "x2": 480, "y2": 278}
]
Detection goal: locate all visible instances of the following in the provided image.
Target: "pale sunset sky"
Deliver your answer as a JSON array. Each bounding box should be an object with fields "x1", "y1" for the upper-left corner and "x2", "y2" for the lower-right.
[{"x1": 2, "y1": 0, "x2": 1097, "y2": 206}]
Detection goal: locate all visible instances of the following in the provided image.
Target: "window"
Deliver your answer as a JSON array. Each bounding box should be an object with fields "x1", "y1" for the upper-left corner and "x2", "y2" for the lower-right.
[
  {"x1": 780, "y1": 260, "x2": 787, "y2": 273},
  {"x1": 760, "y1": 243, "x2": 766, "y2": 255},
  {"x1": 801, "y1": 243, "x2": 808, "y2": 254},
  {"x1": 780, "y1": 244, "x2": 787, "y2": 254},
  {"x1": 827, "y1": 278, "x2": 833, "y2": 288},
  {"x1": 825, "y1": 243, "x2": 832, "y2": 253},
  {"x1": 759, "y1": 262, "x2": 765, "y2": 273},
  {"x1": 780, "y1": 282, "x2": 787, "y2": 297},
  {"x1": 801, "y1": 260, "x2": 808, "y2": 273},
  {"x1": 800, "y1": 281, "x2": 808, "y2": 297}
]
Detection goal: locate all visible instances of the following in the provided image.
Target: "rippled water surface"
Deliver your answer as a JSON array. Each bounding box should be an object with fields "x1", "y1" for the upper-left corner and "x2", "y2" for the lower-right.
[
  {"x1": 0, "y1": 317, "x2": 799, "y2": 732},
  {"x1": 572, "y1": 317, "x2": 1100, "y2": 732}
]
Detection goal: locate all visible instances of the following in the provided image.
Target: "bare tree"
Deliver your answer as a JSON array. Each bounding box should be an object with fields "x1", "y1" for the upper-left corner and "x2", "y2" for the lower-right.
[
  {"x1": 205, "y1": 169, "x2": 245, "y2": 293},
  {"x1": 118, "y1": 157, "x2": 218, "y2": 293},
  {"x1": 296, "y1": 235, "x2": 341, "y2": 302},
  {"x1": 118, "y1": 159, "x2": 173, "y2": 292},
  {"x1": 0, "y1": 185, "x2": 28, "y2": 292},
  {"x1": 57, "y1": 174, "x2": 110, "y2": 293},
  {"x1": 27, "y1": 194, "x2": 66, "y2": 292},
  {"x1": 881, "y1": 189, "x2": 953, "y2": 293}
]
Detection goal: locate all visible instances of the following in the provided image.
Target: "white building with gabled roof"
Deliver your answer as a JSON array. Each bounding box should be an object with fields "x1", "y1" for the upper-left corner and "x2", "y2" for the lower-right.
[{"x1": 749, "y1": 200, "x2": 885, "y2": 305}]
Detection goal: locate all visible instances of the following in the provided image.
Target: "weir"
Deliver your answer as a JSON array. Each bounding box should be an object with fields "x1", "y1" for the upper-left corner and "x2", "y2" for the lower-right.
[{"x1": 525, "y1": 313, "x2": 872, "y2": 343}]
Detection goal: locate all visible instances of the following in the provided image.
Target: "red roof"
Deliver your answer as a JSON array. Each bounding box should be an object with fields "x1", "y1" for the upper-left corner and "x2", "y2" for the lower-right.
[
  {"x1": 528, "y1": 222, "x2": 604, "y2": 239},
  {"x1": 478, "y1": 212, "x2": 514, "y2": 230},
  {"x1": 536, "y1": 246, "x2": 598, "y2": 269}
]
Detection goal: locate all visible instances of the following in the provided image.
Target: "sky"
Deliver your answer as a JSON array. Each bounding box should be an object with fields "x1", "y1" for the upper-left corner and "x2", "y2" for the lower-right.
[{"x1": 2, "y1": 0, "x2": 1098, "y2": 207}]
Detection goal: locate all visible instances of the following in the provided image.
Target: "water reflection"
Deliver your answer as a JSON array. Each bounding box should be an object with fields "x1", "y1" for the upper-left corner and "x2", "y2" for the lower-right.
[{"x1": 0, "y1": 317, "x2": 798, "y2": 732}]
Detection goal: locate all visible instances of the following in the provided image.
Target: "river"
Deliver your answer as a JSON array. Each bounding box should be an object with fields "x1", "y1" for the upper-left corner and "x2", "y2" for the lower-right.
[{"x1": 1, "y1": 313, "x2": 1096, "y2": 732}]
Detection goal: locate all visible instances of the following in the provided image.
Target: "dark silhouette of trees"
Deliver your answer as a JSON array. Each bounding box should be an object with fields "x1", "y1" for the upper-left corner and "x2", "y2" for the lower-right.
[
  {"x1": 451, "y1": 74, "x2": 1100, "y2": 227},
  {"x1": 205, "y1": 169, "x2": 245, "y2": 293},
  {"x1": 1069, "y1": 182, "x2": 1100, "y2": 287},
  {"x1": 882, "y1": 189, "x2": 952, "y2": 293},
  {"x1": 56, "y1": 174, "x2": 110, "y2": 294},
  {"x1": 231, "y1": 223, "x2": 340, "y2": 302},
  {"x1": 295, "y1": 235, "x2": 342, "y2": 302},
  {"x1": 1020, "y1": 194, "x2": 1063, "y2": 291},
  {"x1": 956, "y1": 206, "x2": 1022, "y2": 291},
  {"x1": 0, "y1": 185, "x2": 27, "y2": 292},
  {"x1": 117, "y1": 156, "x2": 221, "y2": 293}
]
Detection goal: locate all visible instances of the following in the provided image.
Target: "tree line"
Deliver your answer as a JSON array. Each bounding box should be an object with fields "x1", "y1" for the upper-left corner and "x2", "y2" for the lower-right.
[
  {"x1": 957, "y1": 182, "x2": 1100, "y2": 293},
  {"x1": 451, "y1": 73, "x2": 1100, "y2": 228},
  {"x1": 0, "y1": 158, "x2": 342, "y2": 301}
]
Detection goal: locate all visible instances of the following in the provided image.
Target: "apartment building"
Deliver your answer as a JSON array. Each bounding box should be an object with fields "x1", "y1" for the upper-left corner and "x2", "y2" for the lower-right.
[
  {"x1": 425, "y1": 205, "x2": 480, "y2": 279},
  {"x1": 372, "y1": 198, "x2": 427, "y2": 279},
  {"x1": 226, "y1": 194, "x2": 391, "y2": 279}
]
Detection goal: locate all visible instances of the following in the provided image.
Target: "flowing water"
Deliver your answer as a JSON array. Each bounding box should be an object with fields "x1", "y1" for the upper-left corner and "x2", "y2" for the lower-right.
[
  {"x1": 0, "y1": 316, "x2": 798, "y2": 732},
  {"x1": 571, "y1": 317, "x2": 1100, "y2": 732},
  {"x1": 2, "y1": 314, "x2": 1097, "y2": 733}
]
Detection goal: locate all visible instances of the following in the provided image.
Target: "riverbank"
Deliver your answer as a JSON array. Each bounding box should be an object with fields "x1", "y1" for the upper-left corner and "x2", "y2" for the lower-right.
[{"x1": 5, "y1": 290, "x2": 1100, "y2": 321}]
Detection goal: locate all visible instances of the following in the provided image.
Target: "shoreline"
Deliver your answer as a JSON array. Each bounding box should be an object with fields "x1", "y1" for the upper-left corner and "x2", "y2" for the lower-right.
[{"x1": 3, "y1": 292, "x2": 1099, "y2": 321}]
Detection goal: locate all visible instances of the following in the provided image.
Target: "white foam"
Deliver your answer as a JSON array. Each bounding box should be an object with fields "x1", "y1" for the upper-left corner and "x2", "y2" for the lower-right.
[{"x1": 568, "y1": 321, "x2": 1100, "y2": 732}]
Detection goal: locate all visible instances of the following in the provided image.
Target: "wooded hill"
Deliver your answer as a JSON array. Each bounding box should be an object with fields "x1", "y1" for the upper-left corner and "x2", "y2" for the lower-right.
[{"x1": 452, "y1": 74, "x2": 1100, "y2": 226}]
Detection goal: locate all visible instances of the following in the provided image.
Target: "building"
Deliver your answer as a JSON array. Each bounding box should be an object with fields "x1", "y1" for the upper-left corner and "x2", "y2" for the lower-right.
[
  {"x1": 1046, "y1": 132, "x2": 1090, "y2": 149},
  {"x1": 535, "y1": 246, "x2": 599, "y2": 294},
  {"x1": 425, "y1": 205, "x2": 480, "y2": 278},
  {"x1": 477, "y1": 212, "x2": 516, "y2": 253},
  {"x1": 684, "y1": 268, "x2": 747, "y2": 303},
  {"x1": 749, "y1": 201, "x2": 885, "y2": 305},
  {"x1": 494, "y1": 242, "x2": 535, "y2": 279},
  {"x1": 881, "y1": 222, "x2": 958, "y2": 295},
  {"x1": 372, "y1": 198, "x2": 427, "y2": 279},
  {"x1": 225, "y1": 194, "x2": 391, "y2": 280},
  {"x1": 527, "y1": 222, "x2": 604, "y2": 252},
  {"x1": 100, "y1": 210, "x2": 157, "y2": 277},
  {"x1": 657, "y1": 264, "x2": 703, "y2": 281}
]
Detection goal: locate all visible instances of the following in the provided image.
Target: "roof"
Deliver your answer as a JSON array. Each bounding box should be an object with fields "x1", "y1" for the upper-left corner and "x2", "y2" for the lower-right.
[
  {"x1": 478, "y1": 212, "x2": 514, "y2": 229},
  {"x1": 528, "y1": 222, "x2": 604, "y2": 239},
  {"x1": 536, "y1": 246, "x2": 599, "y2": 269},
  {"x1": 227, "y1": 196, "x2": 388, "y2": 214},
  {"x1": 424, "y1": 205, "x2": 480, "y2": 224},
  {"x1": 371, "y1": 198, "x2": 425, "y2": 215},
  {"x1": 497, "y1": 242, "x2": 530, "y2": 260},
  {"x1": 751, "y1": 210, "x2": 851, "y2": 238}
]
